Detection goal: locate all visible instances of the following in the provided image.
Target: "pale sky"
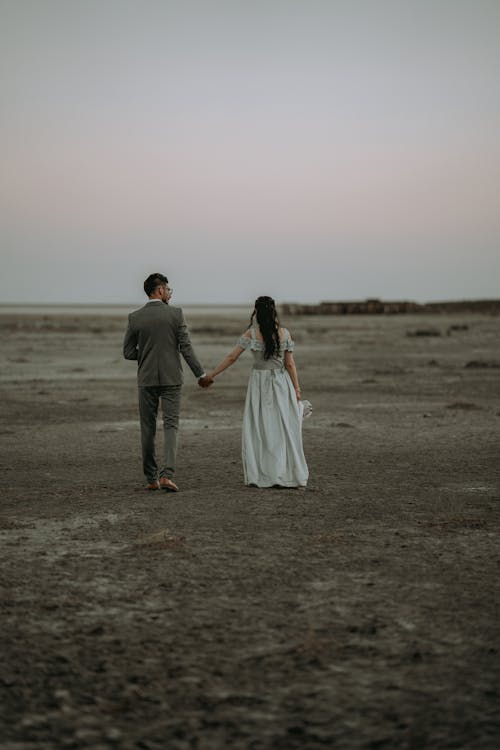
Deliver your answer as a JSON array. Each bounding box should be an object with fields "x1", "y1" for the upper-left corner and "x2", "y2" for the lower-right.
[{"x1": 1, "y1": 0, "x2": 499, "y2": 305}]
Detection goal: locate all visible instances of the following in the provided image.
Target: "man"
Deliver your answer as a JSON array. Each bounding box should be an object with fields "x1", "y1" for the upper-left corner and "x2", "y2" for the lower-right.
[{"x1": 123, "y1": 273, "x2": 213, "y2": 492}]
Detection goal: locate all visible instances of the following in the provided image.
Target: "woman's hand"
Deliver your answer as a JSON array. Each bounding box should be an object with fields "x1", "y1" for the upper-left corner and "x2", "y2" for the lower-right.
[
  {"x1": 198, "y1": 374, "x2": 214, "y2": 388},
  {"x1": 295, "y1": 387, "x2": 301, "y2": 402}
]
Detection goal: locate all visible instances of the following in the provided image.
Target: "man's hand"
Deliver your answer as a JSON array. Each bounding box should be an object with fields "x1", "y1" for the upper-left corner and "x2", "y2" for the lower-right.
[{"x1": 198, "y1": 375, "x2": 214, "y2": 389}]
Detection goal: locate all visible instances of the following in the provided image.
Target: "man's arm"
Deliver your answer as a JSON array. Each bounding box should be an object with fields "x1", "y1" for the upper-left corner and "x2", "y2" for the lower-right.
[
  {"x1": 177, "y1": 310, "x2": 205, "y2": 378},
  {"x1": 123, "y1": 317, "x2": 138, "y2": 360}
]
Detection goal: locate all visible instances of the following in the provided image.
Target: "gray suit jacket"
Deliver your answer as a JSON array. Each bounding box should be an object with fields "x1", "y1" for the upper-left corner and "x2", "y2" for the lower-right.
[{"x1": 123, "y1": 301, "x2": 204, "y2": 386}]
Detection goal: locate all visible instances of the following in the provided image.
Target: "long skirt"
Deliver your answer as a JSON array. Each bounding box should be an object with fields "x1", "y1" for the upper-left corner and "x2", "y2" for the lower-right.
[{"x1": 242, "y1": 368, "x2": 309, "y2": 488}]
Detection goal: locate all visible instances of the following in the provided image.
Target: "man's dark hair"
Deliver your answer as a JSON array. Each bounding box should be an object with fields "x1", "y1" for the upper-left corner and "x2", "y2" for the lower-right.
[{"x1": 144, "y1": 273, "x2": 168, "y2": 296}]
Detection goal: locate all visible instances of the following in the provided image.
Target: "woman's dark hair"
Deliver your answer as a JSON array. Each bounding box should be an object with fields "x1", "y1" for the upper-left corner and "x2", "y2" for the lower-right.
[
  {"x1": 144, "y1": 273, "x2": 168, "y2": 296},
  {"x1": 249, "y1": 296, "x2": 280, "y2": 359}
]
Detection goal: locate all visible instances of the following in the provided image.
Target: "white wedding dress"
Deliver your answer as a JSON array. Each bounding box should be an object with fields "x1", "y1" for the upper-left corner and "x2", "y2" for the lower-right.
[{"x1": 238, "y1": 326, "x2": 309, "y2": 488}]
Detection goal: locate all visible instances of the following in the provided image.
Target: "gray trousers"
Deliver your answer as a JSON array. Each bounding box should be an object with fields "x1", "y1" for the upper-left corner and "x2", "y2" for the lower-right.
[{"x1": 138, "y1": 385, "x2": 182, "y2": 481}]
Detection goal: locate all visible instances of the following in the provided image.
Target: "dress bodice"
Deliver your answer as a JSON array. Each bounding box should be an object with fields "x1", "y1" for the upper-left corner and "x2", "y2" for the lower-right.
[{"x1": 238, "y1": 326, "x2": 294, "y2": 370}]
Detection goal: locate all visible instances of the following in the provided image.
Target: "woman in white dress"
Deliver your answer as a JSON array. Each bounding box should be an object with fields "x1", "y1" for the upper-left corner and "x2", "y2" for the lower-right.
[{"x1": 207, "y1": 296, "x2": 308, "y2": 488}]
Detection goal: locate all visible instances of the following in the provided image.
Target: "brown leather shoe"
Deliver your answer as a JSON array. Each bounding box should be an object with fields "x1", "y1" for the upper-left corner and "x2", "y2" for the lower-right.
[
  {"x1": 145, "y1": 480, "x2": 160, "y2": 491},
  {"x1": 159, "y1": 477, "x2": 179, "y2": 492}
]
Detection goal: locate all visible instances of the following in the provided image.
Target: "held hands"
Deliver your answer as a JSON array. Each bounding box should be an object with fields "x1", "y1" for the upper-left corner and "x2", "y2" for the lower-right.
[{"x1": 198, "y1": 375, "x2": 214, "y2": 389}]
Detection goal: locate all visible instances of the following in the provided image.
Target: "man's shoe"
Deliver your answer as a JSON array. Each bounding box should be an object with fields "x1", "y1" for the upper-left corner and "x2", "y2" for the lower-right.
[
  {"x1": 145, "y1": 480, "x2": 160, "y2": 491},
  {"x1": 160, "y1": 477, "x2": 179, "y2": 492}
]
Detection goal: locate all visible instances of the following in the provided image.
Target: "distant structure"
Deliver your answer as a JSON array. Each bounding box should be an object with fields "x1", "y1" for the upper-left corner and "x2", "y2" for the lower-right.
[{"x1": 280, "y1": 299, "x2": 500, "y2": 315}]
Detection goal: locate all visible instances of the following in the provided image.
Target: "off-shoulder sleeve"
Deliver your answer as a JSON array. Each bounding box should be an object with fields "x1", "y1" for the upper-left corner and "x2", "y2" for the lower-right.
[
  {"x1": 237, "y1": 334, "x2": 252, "y2": 349},
  {"x1": 283, "y1": 329, "x2": 295, "y2": 351}
]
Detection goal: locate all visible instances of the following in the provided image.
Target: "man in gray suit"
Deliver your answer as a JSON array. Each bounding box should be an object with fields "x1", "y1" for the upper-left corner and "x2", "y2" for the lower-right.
[{"x1": 123, "y1": 273, "x2": 213, "y2": 492}]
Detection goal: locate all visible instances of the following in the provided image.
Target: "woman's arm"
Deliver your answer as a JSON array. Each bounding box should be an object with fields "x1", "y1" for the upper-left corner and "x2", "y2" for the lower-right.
[
  {"x1": 284, "y1": 350, "x2": 301, "y2": 401},
  {"x1": 207, "y1": 345, "x2": 246, "y2": 379}
]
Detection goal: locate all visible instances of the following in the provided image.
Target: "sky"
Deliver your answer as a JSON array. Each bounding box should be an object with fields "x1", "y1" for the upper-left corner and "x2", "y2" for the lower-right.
[{"x1": 1, "y1": 0, "x2": 499, "y2": 305}]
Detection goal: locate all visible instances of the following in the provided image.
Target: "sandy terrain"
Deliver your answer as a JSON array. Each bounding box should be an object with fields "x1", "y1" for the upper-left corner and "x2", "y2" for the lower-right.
[{"x1": 1, "y1": 308, "x2": 499, "y2": 749}]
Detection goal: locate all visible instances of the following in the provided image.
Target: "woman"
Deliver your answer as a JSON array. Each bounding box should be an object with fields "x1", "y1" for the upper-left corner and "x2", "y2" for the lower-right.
[{"x1": 207, "y1": 296, "x2": 308, "y2": 488}]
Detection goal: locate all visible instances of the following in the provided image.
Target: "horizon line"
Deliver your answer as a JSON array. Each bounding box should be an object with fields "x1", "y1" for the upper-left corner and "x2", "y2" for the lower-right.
[{"x1": 1, "y1": 296, "x2": 500, "y2": 308}]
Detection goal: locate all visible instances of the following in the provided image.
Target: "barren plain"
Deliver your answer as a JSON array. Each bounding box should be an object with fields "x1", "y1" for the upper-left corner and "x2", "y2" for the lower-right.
[{"x1": 1, "y1": 307, "x2": 499, "y2": 749}]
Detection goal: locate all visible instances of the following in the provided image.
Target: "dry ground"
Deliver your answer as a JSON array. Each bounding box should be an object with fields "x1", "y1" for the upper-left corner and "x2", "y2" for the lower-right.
[{"x1": 1, "y1": 309, "x2": 499, "y2": 749}]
